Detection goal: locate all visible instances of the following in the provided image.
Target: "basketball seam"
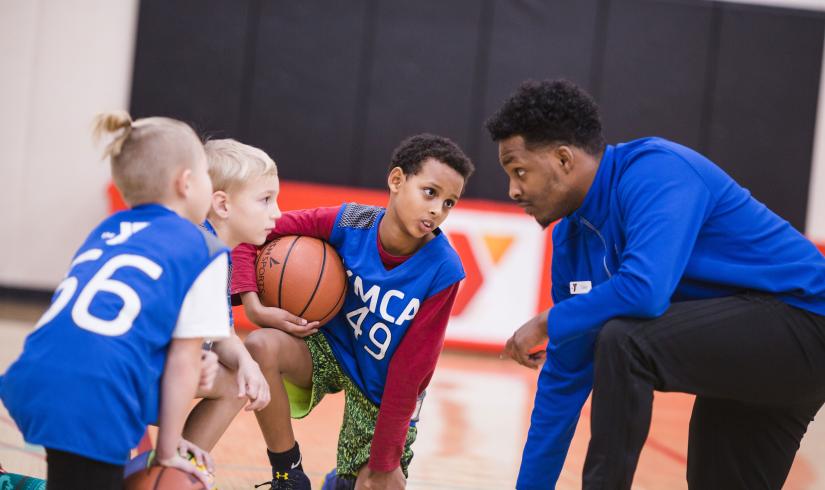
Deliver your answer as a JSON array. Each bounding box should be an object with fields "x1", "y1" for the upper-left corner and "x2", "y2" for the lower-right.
[
  {"x1": 318, "y1": 262, "x2": 347, "y2": 324},
  {"x1": 278, "y1": 236, "x2": 301, "y2": 309},
  {"x1": 298, "y1": 239, "x2": 327, "y2": 317},
  {"x1": 321, "y1": 286, "x2": 346, "y2": 324},
  {"x1": 153, "y1": 467, "x2": 165, "y2": 490}
]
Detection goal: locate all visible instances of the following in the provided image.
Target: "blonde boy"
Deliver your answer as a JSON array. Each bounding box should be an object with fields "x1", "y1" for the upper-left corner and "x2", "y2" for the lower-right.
[{"x1": 182, "y1": 139, "x2": 282, "y2": 450}]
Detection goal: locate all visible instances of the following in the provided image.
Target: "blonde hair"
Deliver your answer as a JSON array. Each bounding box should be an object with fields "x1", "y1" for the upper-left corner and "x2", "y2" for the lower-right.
[
  {"x1": 203, "y1": 139, "x2": 278, "y2": 192},
  {"x1": 92, "y1": 111, "x2": 203, "y2": 206}
]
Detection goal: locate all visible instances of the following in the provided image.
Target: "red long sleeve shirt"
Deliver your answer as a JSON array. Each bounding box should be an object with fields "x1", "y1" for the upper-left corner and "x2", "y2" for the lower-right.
[{"x1": 231, "y1": 206, "x2": 459, "y2": 471}]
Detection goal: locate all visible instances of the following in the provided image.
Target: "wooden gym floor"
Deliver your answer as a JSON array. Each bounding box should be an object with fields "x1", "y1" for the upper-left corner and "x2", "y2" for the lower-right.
[{"x1": 1, "y1": 302, "x2": 825, "y2": 489}]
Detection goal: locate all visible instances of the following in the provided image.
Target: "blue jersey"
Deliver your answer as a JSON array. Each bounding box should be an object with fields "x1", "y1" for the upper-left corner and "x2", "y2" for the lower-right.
[
  {"x1": 201, "y1": 220, "x2": 233, "y2": 330},
  {"x1": 0, "y1": 204, "x2": 229, "y2": 465},
  {"x1": 323, "y1": 203, "x2": 464, "y2": 405},
  {"x1": 518, "y1": 138, "x2": 825, "y2": 489}
]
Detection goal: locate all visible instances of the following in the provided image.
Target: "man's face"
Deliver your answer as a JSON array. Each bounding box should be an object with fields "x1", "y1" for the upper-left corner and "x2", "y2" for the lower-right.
[{"x1": 498, "y1": 135, "x2": 579, "y2": 228}]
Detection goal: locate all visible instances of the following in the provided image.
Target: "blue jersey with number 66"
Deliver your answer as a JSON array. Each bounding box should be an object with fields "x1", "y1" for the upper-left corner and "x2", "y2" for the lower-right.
[{"x1": 0, "y1": 204, "x2": 230, "y2": 465}]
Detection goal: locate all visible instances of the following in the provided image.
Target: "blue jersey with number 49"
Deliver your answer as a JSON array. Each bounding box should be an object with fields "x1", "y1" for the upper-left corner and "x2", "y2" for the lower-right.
[
  {"x1": 323, "y1": 203, "x2": 464, "y2": 405},
  {"x1": 0, "y1": 204, "x2": 228, "y2": 465}
]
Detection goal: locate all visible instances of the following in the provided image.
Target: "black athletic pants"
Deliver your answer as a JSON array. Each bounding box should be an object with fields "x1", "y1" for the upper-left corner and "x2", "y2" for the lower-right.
[
  {"x1": 582, "y1": 293, "x2": 825, "y2": 490},
  {"x1": 46, "y1": 448, "x2": 123, "y2": 490}
]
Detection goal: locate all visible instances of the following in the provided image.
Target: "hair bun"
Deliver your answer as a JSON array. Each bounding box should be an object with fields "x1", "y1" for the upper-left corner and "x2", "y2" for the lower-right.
[{"x1": 92, "y1": 110, "x2": 133, "y2": 159}]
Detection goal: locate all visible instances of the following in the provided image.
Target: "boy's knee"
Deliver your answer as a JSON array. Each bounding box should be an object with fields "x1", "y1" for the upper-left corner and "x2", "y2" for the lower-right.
[{"x1": 244, "y1": 330, "x2": 280, "y2": 369}]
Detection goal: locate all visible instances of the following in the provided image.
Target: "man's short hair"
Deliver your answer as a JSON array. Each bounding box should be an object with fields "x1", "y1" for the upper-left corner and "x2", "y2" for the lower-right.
[{"x1": 485, "y1": 79, "x2": 606, "y2": 155}]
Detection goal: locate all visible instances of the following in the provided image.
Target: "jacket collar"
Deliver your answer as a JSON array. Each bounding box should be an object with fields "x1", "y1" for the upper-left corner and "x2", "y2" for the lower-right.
[{"x1": 568, "y1": 144, "x2": 616, "y2": 229}]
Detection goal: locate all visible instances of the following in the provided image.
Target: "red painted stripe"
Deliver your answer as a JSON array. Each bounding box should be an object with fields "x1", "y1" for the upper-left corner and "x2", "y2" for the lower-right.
[
  {"x1": 644, "y1": 437, "x2": 688, "y2": 464},
  {"x1": 443, "y1": 339, "x2": 503, "y2": 354}
]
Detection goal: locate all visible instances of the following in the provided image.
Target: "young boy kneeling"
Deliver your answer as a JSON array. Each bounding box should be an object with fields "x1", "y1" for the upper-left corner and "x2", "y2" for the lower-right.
[{"x1": 234, "y1": 134, "x2": 474, "y2": 489}]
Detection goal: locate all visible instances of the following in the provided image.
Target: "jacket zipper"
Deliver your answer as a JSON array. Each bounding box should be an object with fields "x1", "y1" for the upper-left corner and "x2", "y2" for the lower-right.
[{"x1": 580, "y1": 217, "x2": 613, "y2": 278}]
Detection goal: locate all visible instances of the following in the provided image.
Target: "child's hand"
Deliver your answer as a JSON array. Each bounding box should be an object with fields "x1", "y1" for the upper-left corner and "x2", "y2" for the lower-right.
[
  {"x1": 355, "y1": 465, "x2": 406, "y2": 490},
  {"x1": 255, "y1": 305, "x2": 320, "y2": 337},
  {"x1": 199, "y1": 350, "x2": 219, "y2": 392},
  {"x1": 242, "y1": 291, "x2": 320, "y2": 337},
  {"x1": 236, "y1": 358, "x2": 271, "y2": 411},
  {"x1": 156, "y1": 439, "x2": 214, "y2": 489}
]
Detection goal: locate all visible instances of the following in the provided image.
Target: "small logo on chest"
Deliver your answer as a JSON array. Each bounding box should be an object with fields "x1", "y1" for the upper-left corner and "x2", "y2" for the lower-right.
[{"x1": 570, "y1": 281, "x2": 592, "y2": 295}]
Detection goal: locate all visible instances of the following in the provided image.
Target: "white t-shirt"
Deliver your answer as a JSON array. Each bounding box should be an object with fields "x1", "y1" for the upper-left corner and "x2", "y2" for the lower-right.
[{"x1": 174, "y1": 253, "x2": 231, "y2": 339}]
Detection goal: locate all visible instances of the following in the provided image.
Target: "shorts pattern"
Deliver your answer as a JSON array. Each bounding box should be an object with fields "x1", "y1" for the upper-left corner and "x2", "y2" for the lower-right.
[{"x1": 283, "y1": 333, "x2": 417, "y2": 478}]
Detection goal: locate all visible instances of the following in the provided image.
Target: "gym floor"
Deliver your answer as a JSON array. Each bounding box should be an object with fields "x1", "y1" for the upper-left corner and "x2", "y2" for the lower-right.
[{"x1": 1, "y1": 301, "x2": 825, "y2": 489}]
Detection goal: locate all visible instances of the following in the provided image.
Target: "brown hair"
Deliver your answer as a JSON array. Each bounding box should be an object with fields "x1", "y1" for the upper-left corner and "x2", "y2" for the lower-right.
[{"x1": 92, "y1": 111, "x2": 204, "y2": 206}]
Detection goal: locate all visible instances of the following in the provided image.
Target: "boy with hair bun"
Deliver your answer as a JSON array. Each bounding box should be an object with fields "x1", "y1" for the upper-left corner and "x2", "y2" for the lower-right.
[{"x1": 0, "y1": 111, "x2": 227, "y2": 489}]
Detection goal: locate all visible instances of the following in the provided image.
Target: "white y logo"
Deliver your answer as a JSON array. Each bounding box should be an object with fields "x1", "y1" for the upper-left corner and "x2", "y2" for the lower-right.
[{"x1": 101, "y1": 222, "x2": 150, "y2": 245}]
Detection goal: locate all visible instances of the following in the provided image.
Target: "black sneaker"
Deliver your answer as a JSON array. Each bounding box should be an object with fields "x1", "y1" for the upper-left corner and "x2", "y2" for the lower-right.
[
  {"x1": 254, "y1": 469, "x2": 312, "y2": 490},
  {"x1": 320, "y1": 468, "x2": 355, "y2": 490}
]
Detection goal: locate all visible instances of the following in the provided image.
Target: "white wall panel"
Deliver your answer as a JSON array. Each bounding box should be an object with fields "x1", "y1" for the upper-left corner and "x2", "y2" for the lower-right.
[{"x1": 0, "y1": 0, "x2": 138, "y2": 288}]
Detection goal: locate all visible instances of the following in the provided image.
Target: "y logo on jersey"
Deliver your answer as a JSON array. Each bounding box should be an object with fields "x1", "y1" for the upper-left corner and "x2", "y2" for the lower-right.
[
  {"x1": 101, "y1": 222, "x2": 150, "y2": 246},
  {"x1": 570, "y1": 281, "x2": 592, "y2": 295}
]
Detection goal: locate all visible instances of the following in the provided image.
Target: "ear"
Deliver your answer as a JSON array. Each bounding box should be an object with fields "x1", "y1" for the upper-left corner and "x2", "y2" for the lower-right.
[
  {"x1": 387, "y1": 166, "x2": 406, "y2": 193},
  {"x1": 211, "y1": 190, "x2": 230, "y2": 218},
  {"x1": 556, "y1": 145, "x2": 575, "y2": 174},
  {"x1": 174, "y1": 167, "x2": 193, "y2": 197}
]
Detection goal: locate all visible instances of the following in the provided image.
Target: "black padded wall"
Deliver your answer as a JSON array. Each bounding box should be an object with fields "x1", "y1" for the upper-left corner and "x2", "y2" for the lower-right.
[
  {"x1": 474, "y1": 0, "x2": 602, "y2": 200},
  {"x1": 357, "y1": 1, "x2": 484, "y2": 189},
  {"x1": 246, "y1": 1, "x2": 370, "y2": 186},
  {"x1": 598, "y1": 0, "x2": 715, "y2": 149},
  {"x1": 130, "y1": 0, "x2": 252, "y2": 137},
  {"x1": 130, "y1": 0, "x2": 825, "y2": 230},
  {"x1": 705, "y1": 3, "x2": 824, "y2": 229}
]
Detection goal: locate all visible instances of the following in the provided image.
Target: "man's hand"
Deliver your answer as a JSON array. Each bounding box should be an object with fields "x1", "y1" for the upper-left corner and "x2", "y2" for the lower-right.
[
  {"x1": 355, "y1": 465, "x2": 406, "y2": 490},
  {"x1": 502, "y1": 311, "x2": 549, "y2": 369},
  {"x1": 236, "y1": 357, "x2": 271, "y2": 411},
  {"x1": 198, "y1": 350, "x2": 219, "y2": 392}
]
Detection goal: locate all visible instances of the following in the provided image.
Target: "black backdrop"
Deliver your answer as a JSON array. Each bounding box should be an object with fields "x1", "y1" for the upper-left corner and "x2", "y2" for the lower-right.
[{"x1": 131, "y1": 0, "x2": 825, "y2": 231}]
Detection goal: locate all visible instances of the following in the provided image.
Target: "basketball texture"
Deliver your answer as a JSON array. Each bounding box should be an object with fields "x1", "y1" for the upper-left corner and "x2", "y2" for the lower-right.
[
  {"x1": 256, "y1": 235, "x2": 347, "y2": 326},
  {"x1": 124, "y1": 466, "x2": 206, "y2": 490}
]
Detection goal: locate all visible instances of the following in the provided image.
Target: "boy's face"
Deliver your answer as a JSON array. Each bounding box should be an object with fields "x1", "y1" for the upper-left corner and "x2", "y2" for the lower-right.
[
  {"x1": 226, "y1": 174, "x2": 281, "y2": 245},
  {"x1": 389, "y1": 158, "x2": 464, "y2": 238}
]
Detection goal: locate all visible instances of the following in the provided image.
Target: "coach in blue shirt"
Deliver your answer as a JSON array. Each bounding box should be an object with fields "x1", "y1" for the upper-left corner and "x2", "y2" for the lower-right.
[{"x1": 488, "y1": 79, "x2": 825, "y2": 490}]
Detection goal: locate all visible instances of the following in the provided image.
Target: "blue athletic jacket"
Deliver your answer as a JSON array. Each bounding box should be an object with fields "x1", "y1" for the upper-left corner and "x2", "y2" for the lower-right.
[{"x1": 518, "y1": 137, "x2": 825, "y2": 489}]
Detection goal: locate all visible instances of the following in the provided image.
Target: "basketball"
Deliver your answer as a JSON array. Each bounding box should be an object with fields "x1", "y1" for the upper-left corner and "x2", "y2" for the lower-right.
[
  {"x1": 256, "y1": 236, "x2": 347, "y2": 326},
  {"x1": 124, "y1": 466, "x2": 206, "y2": 490}
]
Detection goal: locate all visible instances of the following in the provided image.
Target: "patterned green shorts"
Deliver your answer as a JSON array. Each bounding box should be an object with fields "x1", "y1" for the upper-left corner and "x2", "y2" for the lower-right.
[{"x1": 282, "y1": 333, "x2": 417, "y2": 478}]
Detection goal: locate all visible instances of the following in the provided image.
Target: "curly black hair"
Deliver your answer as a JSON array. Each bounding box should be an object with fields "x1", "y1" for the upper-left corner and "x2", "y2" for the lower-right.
[
  {"x1": 485, "y1": 79, "x2": 606, "y2": 155},
  {"x1": 389, "y1": 133, "x2": 475, "y2": 181}
]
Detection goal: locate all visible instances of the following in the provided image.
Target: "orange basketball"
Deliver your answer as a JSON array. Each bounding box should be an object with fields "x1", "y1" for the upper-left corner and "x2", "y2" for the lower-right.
[
  {"x1": 124, "y1": 466, "x2": 206, "y2": 490},
  {"x1": 255, "y1": 236, "x2": 347, "y2": 326}
]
